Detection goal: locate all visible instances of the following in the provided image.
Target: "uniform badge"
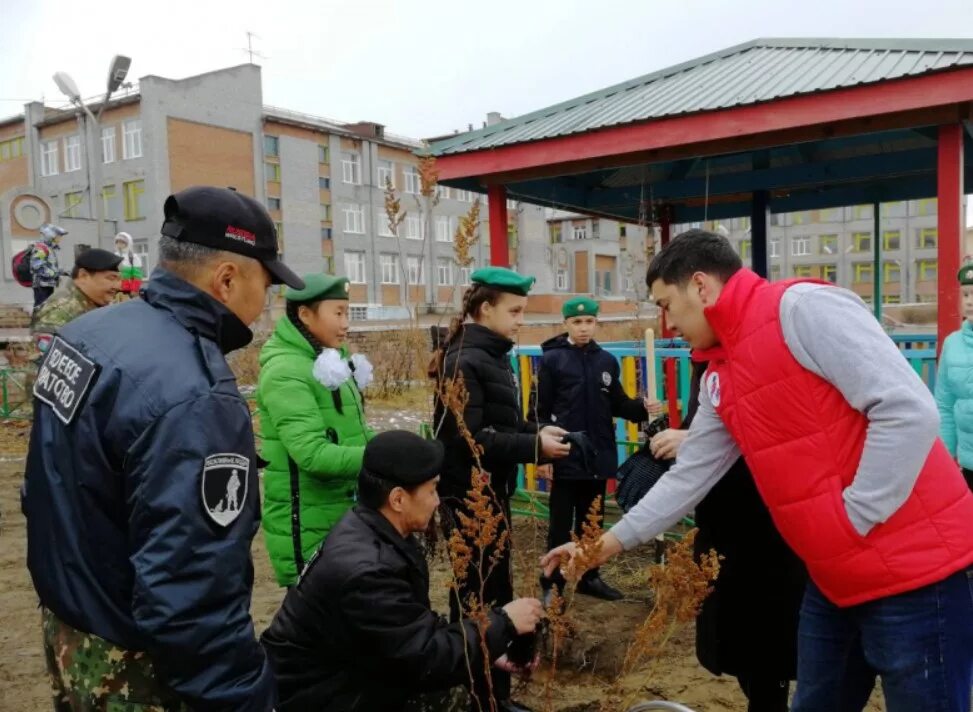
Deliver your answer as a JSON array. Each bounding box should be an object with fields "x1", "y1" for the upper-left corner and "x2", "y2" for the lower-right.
[
  {"x1": 602, "y1": 371, "x2": 612, "y2": 386},
  {"x1": 705, "y1": 371, "x2": 721, "y2": 407},
  {"x1": 33, "y1": 336, "x2": 97, "y2": 425},
  {"x1": 201, "y1": 453, "x2": 249, "y2": 527}
]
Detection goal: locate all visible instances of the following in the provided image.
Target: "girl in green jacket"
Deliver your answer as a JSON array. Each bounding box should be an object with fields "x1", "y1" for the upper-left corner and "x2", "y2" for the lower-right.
[{"x1": 258, "y1": 273, "x2": 374, "y2": 586}]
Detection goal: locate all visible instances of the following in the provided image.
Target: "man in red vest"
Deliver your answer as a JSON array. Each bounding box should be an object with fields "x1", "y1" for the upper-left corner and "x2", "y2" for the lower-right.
[{"x1": 543, "y1": 229, "x2": 973, "y2": 712}]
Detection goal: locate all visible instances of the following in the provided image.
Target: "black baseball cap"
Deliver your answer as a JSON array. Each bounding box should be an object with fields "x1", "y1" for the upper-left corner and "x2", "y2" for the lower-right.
[{"x1": 161, "y1": 186, "x2": 304, "y2": 290}]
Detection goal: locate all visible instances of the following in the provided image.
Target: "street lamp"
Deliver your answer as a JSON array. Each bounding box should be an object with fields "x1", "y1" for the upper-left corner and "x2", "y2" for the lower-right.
[{"x1": 53, "y1": 55, "x2": 131, "y2": 246}]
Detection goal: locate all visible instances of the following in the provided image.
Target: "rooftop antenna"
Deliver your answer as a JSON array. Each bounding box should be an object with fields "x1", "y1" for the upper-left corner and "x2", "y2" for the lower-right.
[{"x1": 242, "y1": 31, "x2": 267, "y2": 64}]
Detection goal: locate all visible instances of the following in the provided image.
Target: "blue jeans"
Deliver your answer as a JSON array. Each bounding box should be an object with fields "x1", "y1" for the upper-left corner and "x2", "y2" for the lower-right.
[{"x1": 792, "y1": 567, "x2": 973, "y2": 712}]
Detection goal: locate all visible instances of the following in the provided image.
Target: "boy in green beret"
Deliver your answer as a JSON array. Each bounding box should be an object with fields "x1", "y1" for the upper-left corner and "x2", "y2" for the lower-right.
[{"x1": 536, "y1": 295, "x2": 652, "y2": 602}]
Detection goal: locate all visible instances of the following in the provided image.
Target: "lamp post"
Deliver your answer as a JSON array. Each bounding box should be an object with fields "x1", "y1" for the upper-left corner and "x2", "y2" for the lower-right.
[{"x1": 53, "y1": 55, "x2": 131, "y2": 248}]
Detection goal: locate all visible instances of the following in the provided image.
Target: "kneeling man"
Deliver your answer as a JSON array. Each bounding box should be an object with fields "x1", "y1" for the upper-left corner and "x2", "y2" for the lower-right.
[{"x1": 262, "y1": 430, "x2": 543, "y2": 711}]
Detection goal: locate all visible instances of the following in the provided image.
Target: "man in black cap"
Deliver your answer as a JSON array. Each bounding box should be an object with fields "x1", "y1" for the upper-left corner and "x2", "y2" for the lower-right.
[
  {"x1": 30, "y1": 247, "x2": 122, "y2": 354},
  {"x1": 261, "y1": 430, "x2": 544, "y2": 712},
  {"x1": 23, "y1": 186, "x2": 304, "y2": 710}
]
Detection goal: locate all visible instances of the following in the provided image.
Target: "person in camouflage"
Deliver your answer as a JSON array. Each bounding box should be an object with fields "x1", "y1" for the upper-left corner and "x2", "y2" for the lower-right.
[
  {"x1": 30, "y1": 223, "x2": 67, "y2": 307},
  {"x1": 30, "y1": 248, "x2": 122, "y2": 355},
  {"x1": 42, "y1": 608, "x2": 188, "y2": 712}
]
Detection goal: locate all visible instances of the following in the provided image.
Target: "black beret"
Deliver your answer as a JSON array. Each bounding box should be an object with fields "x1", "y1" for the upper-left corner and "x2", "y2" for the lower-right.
[
  {"x1": 362, "y1": 430, "x2": 444, "y2": 486},
  {"x1": 75, "y1": 248, "x2": 122, "y2": 273}
]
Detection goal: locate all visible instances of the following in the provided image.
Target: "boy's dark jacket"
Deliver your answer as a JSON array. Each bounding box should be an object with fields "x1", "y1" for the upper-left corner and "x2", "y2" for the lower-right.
[{"x1": 536, "y1": 334, "x2": 647, "y2": 480}]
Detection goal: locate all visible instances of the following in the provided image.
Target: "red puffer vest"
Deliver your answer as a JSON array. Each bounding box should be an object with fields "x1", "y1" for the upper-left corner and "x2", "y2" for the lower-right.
[{"x1": 698, "y1": 269, "x2": 973, "y2": 606}]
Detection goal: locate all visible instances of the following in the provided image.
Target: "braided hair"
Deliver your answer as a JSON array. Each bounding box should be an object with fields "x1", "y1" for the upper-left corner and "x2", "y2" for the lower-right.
[
  {"x1": 286, "y1": 299, "x2": 326, "y2": 353},
  {"x1": 427, "y1": 283, "x2": 503, "y2": 379}
]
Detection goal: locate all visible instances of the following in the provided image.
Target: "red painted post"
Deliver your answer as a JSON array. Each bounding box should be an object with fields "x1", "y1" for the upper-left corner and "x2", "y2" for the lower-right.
[
  {"x1": 659, "y1": 209, "x2": 682, "y2": 427},
  {"x1": 937, "y1": 124, "x2": 964, "y2": 355},
  {"x1": 487, "y1": 184, "x2": 509, "y2": 267}
]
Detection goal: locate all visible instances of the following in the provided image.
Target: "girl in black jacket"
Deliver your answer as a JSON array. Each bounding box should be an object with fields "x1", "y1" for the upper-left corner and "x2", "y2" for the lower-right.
[{"x1": 431, "y1": 267, "x2": 569, "y2": 712}]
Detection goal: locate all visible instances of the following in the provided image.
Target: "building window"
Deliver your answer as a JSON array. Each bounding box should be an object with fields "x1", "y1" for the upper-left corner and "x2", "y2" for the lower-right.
[
  {"x1": 321, "y1": 227, "x2": 333, "y2": 240},
  {"x1": 404, "y1": 168, "x2": 421, "y2": 195},
  {"x1": 793, "y1": 211, "x2": 808, "y2": 225},
  {"x1": 341, "y1": 152, "x2": 361, "y2": 184},
  {"x1": 267, "y1": 197, "x2": 281, "y2": 212},
  {"x1": 123, "y1": 179, "x2": 145, "y2": 220},
  {"x1": 317, "y1": 144, "x2": 328, "y2": 163},
  {"x1": 63, "y1": 135, "x2": 82, "y2": 172},
  {"x1": 133, "y1": 238, "x2": 151, "y2": 275},
  {"x1": 64, "y1": 191, "x2": 84, "y2": 218},
  {"x1": 819, "y1": 235, "x2": 838, "y2": 255},
  {"x1": 820, "y1": 208, "x2": 840, "y2": 222},
  {"x1": 320, "y1": 204, "x2": 330, "y2": 221},
  {"x1": 349, "y1": 305, "x2": 368, "y2": 320},
  {"x1": 377, "y1": 160, "x2": 394, "y2": 188},
  {"x1": 459, "y1": 265, "x2": 472, "y2": 285},
  {"x1": 793, "y1": 265, "x2": 813, "y2": 278},
  {"x1": 437, "y1": 258, "x2": 453, "y2": 286},
  {"x1": 274, "y1": 222, "x2": 284, "y2": 254},
  {"x1": 853, "y1": 262, "x2": 873, "y2": 283},
  {"x1": 380, "y1": 254, "x2": 400, "y2": 284},
  {"x1": 822, "y1": 264, "x2": 837, "y2": 283},
  {"x1": 791, "y1": 236, "x2": 810, "y2": 257},
  {"x1": 884, "y1": 261, "x2": 901, "y2": 284},
  {"x1": 740, "y1": 240, "x2": 752, "y2": 259},
  {"x1": 406, "y1": 256, "x2": 424, "y2": 284},
  {"x1": 853, "y1": 232, "x2": 871, "y2": 253},
  {"x1": 101, "y1": 127, "x2": 115, "y2": 164},
  {"x1": 556, "y1": 269, "x2": 568, "y2": 291},
  {"x1": 882, "y1": 230, "x2": 901, "y2": 251},
  {"x1": 436, "y1": 216, "x2": 453, "y2": 243},
  {"x1": 343, "y1": 204, "x2": 364, "y2": 234},
  {"x1": 122, "y1": 120, "x2": 142, "y2": 160},
  {"x1": 573, "y1": 225, "x2": 588, "y2": 240},
  {"x1": 916, "y1": 198, "x2": 937, "y2": 216},
  {"x1": 438, "y1": 185, "x2": 450, "y2": 200},
  {"x1": 853, "y1": 204, "x2": 872, "y2": 220},
  {"x1": 917, "y1": 259, "x2": 938, "y2": 281},
  {"x1": 101, "y1": 184, "x2": 116, "y2": 219},
  {"x1": 405, "y1": 215, "x2": 424, "y2": 240},
  {"x1": 883, "y1": 294, "x2": 901, "y2": 305},
  {"x1": 619, "y1": 225, "x2": 627, "y2": 238},
  {"x1": 266, "y1": 162, "x2": 281, "y2": 182},
  {"x1": 40, "y1": 140, "x2": 58, "y2": 176},
  {"x1": 344, "y1": 251, "x2": 367, "y2": 283},
  {"x1": 770, "y1": 265, "x2": 782, "y2": 281},
  {"x1": 506, "y1": 199, "x2": 518, "y2": 210},
  {"x1": 264, "y1": 135, "x2": 279, "y2": 157},
  {"x1": 319, "y1": 176, "x2": 330, "y2": 190},
  {"x1": 916, "y1": 228, "x2": 937, "y2": 249},
  {"x1": 376, "y1": 211, "x2": 395, "y2": 237},
  {"x1": 0, "y1": 136, "x2": 24, "y2": 161},
  {"x1": 550, "y1": 224, "x2": 563, "y2": 243},
  {"x1": 769, "y1": 239, "x2": 779, "y2": 258}
]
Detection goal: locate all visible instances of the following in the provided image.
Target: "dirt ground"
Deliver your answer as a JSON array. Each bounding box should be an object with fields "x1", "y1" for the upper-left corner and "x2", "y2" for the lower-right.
[{"x1": 0, "y1": 412, "x2": 886, "y2": 712}]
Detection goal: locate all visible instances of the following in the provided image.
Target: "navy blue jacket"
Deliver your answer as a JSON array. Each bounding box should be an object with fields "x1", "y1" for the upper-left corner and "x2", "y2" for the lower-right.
[
  {"x1": 536, "y1": 334, "x2": 647, "y2": 480},
  {"x1": 22, "y1": 269, "x2": 275, "y2": 710}
]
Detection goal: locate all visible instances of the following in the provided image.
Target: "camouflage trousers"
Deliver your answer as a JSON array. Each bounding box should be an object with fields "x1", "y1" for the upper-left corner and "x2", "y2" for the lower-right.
[
  {"x1": 42, "y1": 608, "x2": 188, "y2": 712},
  {"x1": 403, "y1": 685, "x2": 470, "y2": 712}
]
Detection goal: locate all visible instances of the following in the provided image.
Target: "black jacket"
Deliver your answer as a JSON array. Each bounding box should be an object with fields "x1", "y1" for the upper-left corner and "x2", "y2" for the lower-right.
[
  {"x1": 536, "y1": 335, "x2": 647, "y2": 480},
  {"x1": 684, "y1": 362, "x2": 807, "y2": 680},
  {"x1": 22, "y1": 269, "x2": 275, "y2": 709},
  {"x1": 435, "y1": 323, "x2": 540, "y2": 498},
  {"x1": 261, "y1": 507, "x2": 516, "y2": 711}
]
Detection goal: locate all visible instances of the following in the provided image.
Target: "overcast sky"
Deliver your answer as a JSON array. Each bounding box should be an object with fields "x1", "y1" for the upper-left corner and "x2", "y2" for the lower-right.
[{"x1": 4, "y1": 0, "x2": 972, "y2": 137}]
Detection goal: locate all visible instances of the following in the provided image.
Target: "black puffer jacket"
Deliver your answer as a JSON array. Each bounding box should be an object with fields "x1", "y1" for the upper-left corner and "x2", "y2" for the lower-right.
[
  {"x1": 536, "y1": 334, "x2": 647, "y2": 480},
  {"x1": 261, "y1": 507, "x2": 515, "y2": 711},
  {"x1": 435, "y1": 323, "x2": 540, "y2": 498},
  {"x1": 685, "y1": 361, "x2": 807, "y2": 680}
]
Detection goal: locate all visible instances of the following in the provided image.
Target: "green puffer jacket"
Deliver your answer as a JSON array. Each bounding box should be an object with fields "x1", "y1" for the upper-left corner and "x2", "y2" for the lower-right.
[{"x1": 257, "y1": 316, "x2": 373, "y2": 586}]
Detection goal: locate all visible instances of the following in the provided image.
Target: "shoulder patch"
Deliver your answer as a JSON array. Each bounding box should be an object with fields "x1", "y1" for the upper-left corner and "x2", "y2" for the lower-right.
[
  {"x1": 201, "y1": 454, "x2": 250, "y2": 527},
  {"x1": 601, "y1": 371, "x2": 612, "y2": 387},
  {"x1": 33, "y1": 336, "x2": 97, "y2": 425}
]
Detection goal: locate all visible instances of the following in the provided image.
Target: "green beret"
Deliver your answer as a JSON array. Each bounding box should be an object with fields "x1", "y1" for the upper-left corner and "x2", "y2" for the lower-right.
[
  {"x1": 959, "y1": 264, "x2": 973, "y2": 286},
  {"x1": 362, "y1": 430, "x2": 444, "y2": 486},
  {"x1": 285, "y1": 273, "x2": 350, "y2": 302},
  {"x1": 563, "y1": 296, "x2": 599, "y2": 319},
  {"x1": 75, "y1": 248, "x2": 122, "y2": 273},
  {"x1": 471, "y1": 266, "x2": 535, "y2": 296}
]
